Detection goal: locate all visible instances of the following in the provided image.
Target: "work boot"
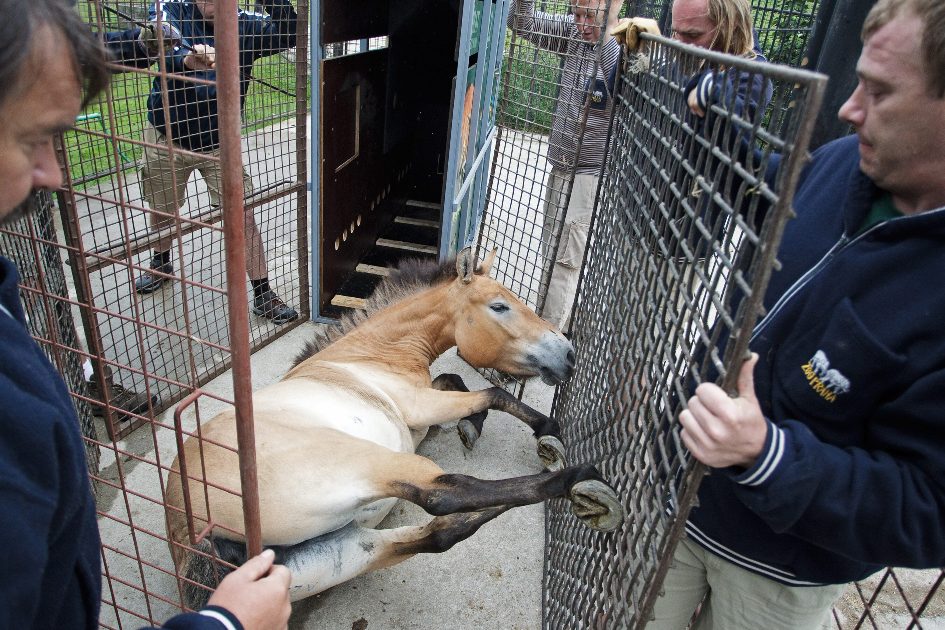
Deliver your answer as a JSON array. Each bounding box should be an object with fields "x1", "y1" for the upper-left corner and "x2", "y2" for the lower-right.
[
  {"x1": 135, "y1": 262, "x2": 174, "y2": 294},
  {"x1": 86, "y1": 378, "x2": 158, "y2": 423},
  {"x1": 252, "y1": 289, "x2": 299, "y2": 325}
]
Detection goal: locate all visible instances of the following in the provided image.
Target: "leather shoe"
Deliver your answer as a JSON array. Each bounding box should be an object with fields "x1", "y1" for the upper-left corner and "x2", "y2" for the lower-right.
[
  {"x1": 135, "y1": 262, "x2": 174, "y2": 294},
  {"x1": 252, "y1": 290, "x2": 299, "y2": 325}
]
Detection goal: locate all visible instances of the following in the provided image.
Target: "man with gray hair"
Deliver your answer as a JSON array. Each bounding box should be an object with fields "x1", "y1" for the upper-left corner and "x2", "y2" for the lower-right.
[
  {"x1": 507, "y1": 0, "x2": 634, "y2": 332},
  {"x1": 654, "y1": 0, "x2": 945, "y2": 626}
]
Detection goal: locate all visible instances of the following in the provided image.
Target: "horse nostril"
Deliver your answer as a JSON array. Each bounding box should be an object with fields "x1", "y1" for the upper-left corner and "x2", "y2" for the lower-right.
[{"x1": 567, "y1": 350, "x2": 575, "y2": 367}]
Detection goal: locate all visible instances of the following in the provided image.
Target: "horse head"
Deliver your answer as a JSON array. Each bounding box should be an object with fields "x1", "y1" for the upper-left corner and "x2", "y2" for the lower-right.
[{"x1": 450, "y1": 247, "x2": 575, "y2": 385}]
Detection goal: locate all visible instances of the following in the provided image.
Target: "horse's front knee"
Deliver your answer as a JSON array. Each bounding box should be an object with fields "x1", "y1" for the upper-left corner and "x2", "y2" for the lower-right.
[{"x1": 431, "y1": 372, "x2": 469, "y2": 392}]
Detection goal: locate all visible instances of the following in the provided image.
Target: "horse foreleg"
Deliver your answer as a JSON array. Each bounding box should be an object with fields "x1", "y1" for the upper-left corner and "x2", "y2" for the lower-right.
[
  {"x1": 399, "y1": 384, "x2": 566, "y2": 470},
  {"x1": 431, "y1": 373, "x2": 488, "y2": 450},
  {"x1": 282, "y1": 507, "x2": 510, "y2": 600}
]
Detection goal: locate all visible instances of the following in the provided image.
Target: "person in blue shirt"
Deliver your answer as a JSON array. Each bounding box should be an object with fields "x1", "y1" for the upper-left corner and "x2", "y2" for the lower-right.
[
  {"x1": 651, "y1": 0, "x2": 945, "y2": 627},
  {"x1": 0, "y1": 0, "x2": 291, "y2": 627},
  {"x1": 103, "y1": 0, "x2": 299, "y2": 325}
]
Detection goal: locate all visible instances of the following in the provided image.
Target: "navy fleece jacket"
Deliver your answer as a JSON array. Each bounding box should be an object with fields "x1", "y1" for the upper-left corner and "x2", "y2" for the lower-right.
[
  {"x1": 686, "y1": 134, "x2": 945, "y2": 585},
  {"x1": 0, "y1": 257, "x2": 241, "y2": 628}
]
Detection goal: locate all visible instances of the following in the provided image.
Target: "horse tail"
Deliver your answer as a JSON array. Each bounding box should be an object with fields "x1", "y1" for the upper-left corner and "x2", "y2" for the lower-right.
[
  {"x1": 181, "y1": 537, "x2": 247, "y2": 609},
  {"x1": 163, "y1": 462, "x2": 247, "y2": 609}
]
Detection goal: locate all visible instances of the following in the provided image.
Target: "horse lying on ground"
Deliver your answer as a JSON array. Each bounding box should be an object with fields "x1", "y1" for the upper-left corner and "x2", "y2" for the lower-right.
[{"x1": 165, "y1": 247, "x2": 624, "y2": 605}]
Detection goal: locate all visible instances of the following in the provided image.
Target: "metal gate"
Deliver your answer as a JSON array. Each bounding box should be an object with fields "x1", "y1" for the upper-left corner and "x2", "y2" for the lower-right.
[
  {"x1": 0, "y1": 1, "x2": 309, "y2": 625},
  {"x1": 540, "y1": 34, "x2": 824, "y2": 629}
]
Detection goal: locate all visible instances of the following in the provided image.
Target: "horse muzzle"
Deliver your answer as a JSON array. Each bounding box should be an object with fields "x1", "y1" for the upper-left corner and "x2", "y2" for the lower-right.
[{"x1": 528, "y1": 332, "x2": 575, "y2": 385}]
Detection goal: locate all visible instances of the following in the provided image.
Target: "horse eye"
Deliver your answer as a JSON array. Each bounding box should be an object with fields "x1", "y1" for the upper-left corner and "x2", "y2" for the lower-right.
[{"x1": 490, "y1": 302, "x2": 510, "y2": 313}]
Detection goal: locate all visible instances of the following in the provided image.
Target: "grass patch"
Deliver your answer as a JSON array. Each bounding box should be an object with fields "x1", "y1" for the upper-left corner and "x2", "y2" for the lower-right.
[{"x1": 498, "y1": 31, "x2": 561, "y2": 134}]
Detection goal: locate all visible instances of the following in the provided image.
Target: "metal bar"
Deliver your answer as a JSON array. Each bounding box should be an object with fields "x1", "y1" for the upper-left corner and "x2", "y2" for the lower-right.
[
  {"x1": 295, "y1": 0, "x2": 312, "y2": 321},
  {"x1": 452, "y1": 127, "x2": 498, "y2": 207},
  {"x1": 80, "y1": 181, "x2": 305, "y2": 273},
  {"x1": 438, "y1": 0, "x2": 477, "y2": 258},
  {"x1": 174, "y1": 390, "x2": 205, "y2": 546},
  {"x1": 310, "y1": 0, "x2": 325, "y2": 319},
  {"x1": 215, "y1": 0, "x2": 262, "y2": 557}
]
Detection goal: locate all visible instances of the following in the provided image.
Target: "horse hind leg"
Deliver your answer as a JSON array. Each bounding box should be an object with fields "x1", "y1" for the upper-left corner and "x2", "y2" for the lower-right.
[
  {"x1": 284, "y1": 467, "x2": 623, "y2": 601},
  {"x1": 279, "y1": 509, "x2": 509, "y2": 600},
  {"x1": 175, "y1": 510, "x2": 519, "y2": 604},
  {"x1": 388, "y1": 460, "x2": 623, "y2": 532},
  {"x1": 366, "y1": 448, "x2": 621, "y2": 531}
]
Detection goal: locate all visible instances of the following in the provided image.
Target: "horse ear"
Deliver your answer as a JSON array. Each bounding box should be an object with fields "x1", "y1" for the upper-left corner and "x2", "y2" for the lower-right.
[
  {"x1": 457, "y1": 246, "x2": 475, "y2": 284},
  {"x1": 477, "y1": 247, "x2": 498, "y2": 275}
]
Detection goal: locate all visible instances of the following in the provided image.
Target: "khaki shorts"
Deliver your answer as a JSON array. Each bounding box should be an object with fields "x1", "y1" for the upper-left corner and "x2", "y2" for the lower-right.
[
  {"x1": 541, "y1": 168, "x2": 599, "y2": 330},
  {"x1": 139, "y1": 124, "x2": 253, "y2": 215}
]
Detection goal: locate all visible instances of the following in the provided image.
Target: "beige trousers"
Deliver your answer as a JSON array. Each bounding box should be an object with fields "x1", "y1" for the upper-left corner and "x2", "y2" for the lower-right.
[
  {"x1": 139, "y1": 124, "x2": 267, "y2": 280},
  {"x1": 647, "y1": 536, "x2": 845, "y2": 630},
  {"x1": 541, "y1": 168, "x2": 599, "y2": 331}
]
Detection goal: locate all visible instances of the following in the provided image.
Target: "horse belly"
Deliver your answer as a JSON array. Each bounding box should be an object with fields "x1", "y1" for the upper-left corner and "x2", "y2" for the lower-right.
[
  {"x1": 253, "y1": 426, "x2": 409, "y2": 545},
  {"x1": 182, "y1": 381, "x2": 415, "y2": 546},
  {"x1": 253, "y1": 379, "x2": 413, "y2": 453}
]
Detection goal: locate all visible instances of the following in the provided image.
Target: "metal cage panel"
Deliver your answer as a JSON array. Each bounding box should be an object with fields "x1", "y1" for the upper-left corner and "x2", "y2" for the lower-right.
[{"x1": 541, "y1": 37, "x2": 825, "y2": 628}]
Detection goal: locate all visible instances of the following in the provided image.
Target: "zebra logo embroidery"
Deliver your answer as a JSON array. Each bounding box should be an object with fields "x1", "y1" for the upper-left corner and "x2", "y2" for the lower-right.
[{"x1": 801, "y1": 350, "x2": 850, "y2": 403}]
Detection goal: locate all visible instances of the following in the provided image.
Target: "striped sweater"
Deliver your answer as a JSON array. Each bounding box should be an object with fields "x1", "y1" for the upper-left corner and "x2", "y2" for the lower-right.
[{"x1": 507, "y1": 0, "x2": 622, "y2": 174}]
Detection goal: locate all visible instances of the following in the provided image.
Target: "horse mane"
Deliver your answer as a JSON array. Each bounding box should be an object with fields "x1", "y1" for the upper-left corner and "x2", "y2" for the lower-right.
[{"x1": 292, "y1": 256, "x2": 459, "y2": 367}]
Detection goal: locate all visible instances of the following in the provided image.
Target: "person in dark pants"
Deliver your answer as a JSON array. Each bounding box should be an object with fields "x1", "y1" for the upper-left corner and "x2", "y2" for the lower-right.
[
  {"x1": 0, "y1": 1, "x2": 292, "y2": 627},
  {"x1": 103, "y1": 0, "x2": 299, "y2": 325},
  {"x1": 652, "y1": 0, "x2": 945, "y2": 627}
]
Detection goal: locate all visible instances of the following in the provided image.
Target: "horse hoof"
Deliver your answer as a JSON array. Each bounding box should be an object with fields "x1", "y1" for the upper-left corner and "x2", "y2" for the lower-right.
[
  {"x1": 537, "y1": 435, "x2": 566, "y2": 471},
  {"x1": 458, "y1": 419, "x2": 480, "y2": 450},
  {"x1": 568, "y1": 479, "x2": 624, "y2": 532}
]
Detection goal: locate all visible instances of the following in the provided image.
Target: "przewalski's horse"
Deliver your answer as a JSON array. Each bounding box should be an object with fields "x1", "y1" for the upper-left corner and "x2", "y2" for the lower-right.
[{"x1": 165, "y1": 248, "x2": 623, "y2": 605}]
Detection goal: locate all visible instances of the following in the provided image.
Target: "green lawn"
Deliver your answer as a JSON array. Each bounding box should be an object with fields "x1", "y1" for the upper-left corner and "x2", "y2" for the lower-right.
[{"x1": 498, "y1": 32, "x2": 561, "y2": 134}]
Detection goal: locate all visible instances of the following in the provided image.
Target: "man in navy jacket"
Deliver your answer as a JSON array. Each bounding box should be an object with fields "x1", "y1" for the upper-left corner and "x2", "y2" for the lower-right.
[
  {"x1": 0, "y1": 0, "x2": 291, "y2": 627},
  {"x1": 103, "y1": 0, "x2": 299, "y2": 325},
  {"x1": 649, "y1": 0, "x2": 945, "y2": 627}
]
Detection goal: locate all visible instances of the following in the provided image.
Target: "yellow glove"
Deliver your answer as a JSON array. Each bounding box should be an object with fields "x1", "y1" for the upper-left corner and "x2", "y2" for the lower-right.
[{"x1": 610, "y1": 17, "x2": 661, "y2": 52}]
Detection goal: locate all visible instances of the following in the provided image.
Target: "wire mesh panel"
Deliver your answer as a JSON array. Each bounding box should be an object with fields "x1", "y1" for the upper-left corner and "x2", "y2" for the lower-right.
[
  {"x1": 67, "y1": 0, "x2": 309, "y2": 425},
  {"x1": 749, "y1": 0, "x2": 820, "y2": 67},
  {"x1": 540, "y1": 36, "x2": 825, "y2": 628},
  {"x1": 833, "y1": 568, "x2": 945, "y2": 629},
  {"x1": 480, "y1": 0, "x2": 822, "y2": 370},
  {"x1": 485, "y1": 0, "x2": 615, "y2": 310},
  {"x1": 479, "y1": 0, "x2": 624, "y2": 394},
  {"x1": 0, "y1": 192, "x2": 100, "y2": 476}
]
